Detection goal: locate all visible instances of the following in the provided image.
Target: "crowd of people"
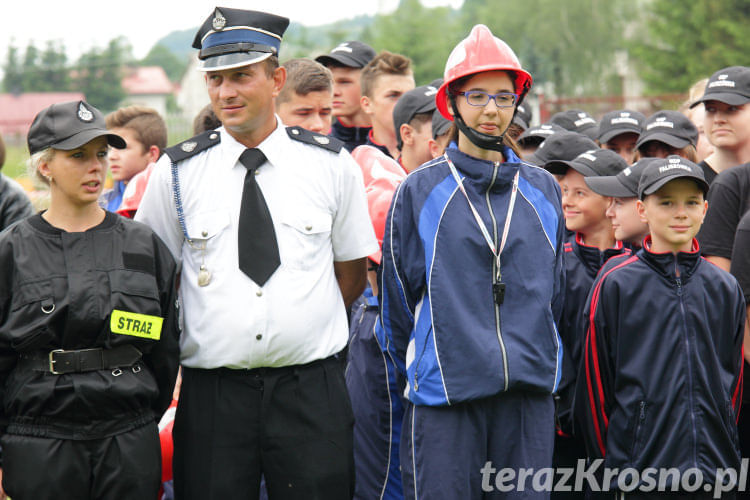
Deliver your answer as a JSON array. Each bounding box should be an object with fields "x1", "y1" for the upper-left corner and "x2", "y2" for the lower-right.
[{"x1": 0, "y1": 5, "x2": 749, "y2": 500}]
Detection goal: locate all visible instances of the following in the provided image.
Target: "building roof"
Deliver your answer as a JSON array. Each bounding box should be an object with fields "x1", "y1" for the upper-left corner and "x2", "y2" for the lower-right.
[
  {"x1": 0, "y1": 92, "x2": 86, "y2": 136},
  {"x1": 122, "y1": 66, "x2": 173, "y2": 95}
]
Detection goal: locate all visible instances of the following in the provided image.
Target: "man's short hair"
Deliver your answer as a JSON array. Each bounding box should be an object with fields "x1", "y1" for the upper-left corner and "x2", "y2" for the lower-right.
[
  {"x1": 278, "y1": 58, "x2": 333, "y2": 105},
  {"x1": 105, "y1": 105, "x2": 167, "y2": 153},
  {"x1": 360, "y1": 51, "x2": 412, "y2": 98}
]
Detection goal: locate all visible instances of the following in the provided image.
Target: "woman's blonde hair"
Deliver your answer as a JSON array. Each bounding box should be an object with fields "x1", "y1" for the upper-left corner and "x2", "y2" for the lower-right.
[{"x1": 27, "y1": 148, "x2": 56, "y2": 186}]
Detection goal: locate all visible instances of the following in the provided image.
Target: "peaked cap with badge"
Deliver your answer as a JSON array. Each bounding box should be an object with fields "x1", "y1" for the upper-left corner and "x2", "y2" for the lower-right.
[{"x1": 193, "y1": 7, "x2": 290, "y2": 71}]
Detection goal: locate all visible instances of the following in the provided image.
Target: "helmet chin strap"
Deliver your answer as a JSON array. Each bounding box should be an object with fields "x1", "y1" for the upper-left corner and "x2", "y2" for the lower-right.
[{"x1": 449, "y1": 94, "x2": 514, "y2": 153}]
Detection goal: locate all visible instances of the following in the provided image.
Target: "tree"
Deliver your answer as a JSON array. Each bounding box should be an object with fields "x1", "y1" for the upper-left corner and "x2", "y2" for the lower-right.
[
  {"x1": 74, "y1": 37, "x2": 131, "y2": 112},
  {"x1": 2, "y1": 42, "x2": 23, "y2": 93},
  {"x1": 38, "y1": 40, "x2": 70, "y2": 92},
  {"x1": 630, "y1": 0, "x2": 750, "y2": 94},
  {"x1": 140, "y1": 44, "x2": 187, "y2": 82},
  {"x1": 21, "y1": 41, "x2": 40, "y2": 91}
]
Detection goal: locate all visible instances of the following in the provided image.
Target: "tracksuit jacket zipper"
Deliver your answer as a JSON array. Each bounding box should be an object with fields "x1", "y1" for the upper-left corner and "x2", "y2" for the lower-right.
[
  {"x1": 487, "y1": 161, "x2": 509, "y2": 391},
  {"x1": 675, "y1": 259, "x2": 698, "y2": 468}
]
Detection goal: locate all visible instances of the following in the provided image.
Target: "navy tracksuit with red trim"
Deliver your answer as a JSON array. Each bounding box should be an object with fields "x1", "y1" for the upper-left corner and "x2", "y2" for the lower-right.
[
  {"x1": 575, "y1": 238, "x2": 745, "y2": 493},
  {"x1": 553, "y1": 234, "x2": 629, "y2": 498}
]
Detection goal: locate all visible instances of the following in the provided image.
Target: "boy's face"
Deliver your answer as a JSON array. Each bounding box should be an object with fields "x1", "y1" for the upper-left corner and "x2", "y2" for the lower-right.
[
  {"x1": 602, "y1": 132, "x2": 638, "y2": 164},
  {"x1": 606, "y1": 197, "x2": 649, "y2": 245},
  {"x1": 637, "y1": 178, "x2": 707, "y2": 253},
  {"x1": 402, "y1": 120, "x2": 433, "y2": 171},
  {"x1": 277, "y1": 90, "x2": 333, "y2": 134},
  {"x1": 560, "y1": 169, "x2": 612, "y2": 235},
  {"x1": 107, "y1": 127, "x2": 151, "y2": 183},
  {"x1": 362, "y1": 74, "x2": 415, "y2": 137},
  {"x1": 330, "y1": 66, "x2": 364, "y2": 121}
]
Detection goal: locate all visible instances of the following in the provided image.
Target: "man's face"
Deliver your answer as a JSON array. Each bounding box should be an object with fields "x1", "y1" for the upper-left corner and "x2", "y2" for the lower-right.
[
  {"x1": 205, "y1": 62, "x2": 284, "y2": 135},
  {"x1": 278, "y1": 90, "x2": 333, "y2": 134},
  {"x1": 330, "y1": 66, "x2": 364, "y2": 120},
  {"x1": 362, "y1": 74, "x2": 415, "y2": 137}
]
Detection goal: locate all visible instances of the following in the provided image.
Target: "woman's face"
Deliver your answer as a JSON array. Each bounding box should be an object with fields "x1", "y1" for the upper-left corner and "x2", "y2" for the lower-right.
[
  {"x1": 40, "y1": 136, "x2": 109, "y2": 209},
  {"x1": 704, "y1": 100, "x2": 750, "y2": 153},
  {"x1": 452, "y1": 71, "x2": 516, "y2": 141}
]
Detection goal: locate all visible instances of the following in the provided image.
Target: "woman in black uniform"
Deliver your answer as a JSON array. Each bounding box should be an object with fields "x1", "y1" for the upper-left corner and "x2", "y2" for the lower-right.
[{"x1": 0, "y1": 100, "x2": 180, "y2": 499}]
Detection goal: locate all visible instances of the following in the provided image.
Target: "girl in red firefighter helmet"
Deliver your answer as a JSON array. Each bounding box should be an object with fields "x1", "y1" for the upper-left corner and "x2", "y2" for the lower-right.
[{"x1": 379, "y1": 25, "x2": 565, "y2": 498}]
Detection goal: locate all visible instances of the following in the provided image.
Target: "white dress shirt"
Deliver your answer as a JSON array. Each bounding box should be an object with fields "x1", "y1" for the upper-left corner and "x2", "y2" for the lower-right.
[{"x1": 135, "y1": 120, "x2": 378, "y2": 369}]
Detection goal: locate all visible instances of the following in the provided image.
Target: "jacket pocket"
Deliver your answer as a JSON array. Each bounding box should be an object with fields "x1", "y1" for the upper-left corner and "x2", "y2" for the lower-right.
[
  {"x1": 725, "y1": 400, "x2": 740, "y2": 448},
  {"x1": 278, "y1": 210, "x2": 332, "y2": 271},
  {"x1": 108, "y1": 270, "x2": 162, "y2": 344},
  {"x1": 630, "y1": 400, "x2": 647, "y2": 460},
  {"x1": 6, "y1": 279, "x2": 58, "y2": 350}
]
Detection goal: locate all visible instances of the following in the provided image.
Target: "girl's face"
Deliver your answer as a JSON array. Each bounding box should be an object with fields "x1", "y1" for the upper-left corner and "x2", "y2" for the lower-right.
[
  {"x1": 560, "y1": 169, "x2": 612, "y2": 236},
  {"x1": 704, "y1": 101, "x2": 750, "y2": 152},
  {"x1": 452, "y1": 70, "x2": 516, "y2": 142},
  {"x1": 606, "y1": 197, "x2": 649, "y2": 245},
  {"x1": 39, "y1": 137, "x2": 109, "y2": 209}
]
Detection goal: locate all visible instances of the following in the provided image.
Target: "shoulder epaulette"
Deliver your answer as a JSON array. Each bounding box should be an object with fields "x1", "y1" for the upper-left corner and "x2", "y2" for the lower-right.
[
  {"x1": 286, "y1": 126, "x2": 344, "y2": 153},
  {"x1": 164, "y1": 130, "x2": 221, "y2": 163}
]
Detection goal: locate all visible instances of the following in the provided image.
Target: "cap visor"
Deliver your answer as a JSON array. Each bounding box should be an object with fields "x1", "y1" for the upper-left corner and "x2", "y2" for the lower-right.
[
  {"x1": 512, "y1": 116, "x2": 529, "y2": 129},
  {"x1": 636, "y1": 132, "x2": 690, "y2": 150},
  {"x1": 198, "y1": 52, "x2": 272, "y2": 72},
  {"x1": 585, "y1": 176, "x2": 636, "y2": 197},
  {"x1": 640, "y1": 174, "x2": 709, "y2": 199},
  {"x1": 581, "y1": 126, "x2": 599, "y2": 141},
  {"x1": 315, "y1": 54, "x2": 362, "y2": 68},
  {"x1": 52, "y1": 129, "x2": 126, "y2": 151},
  {"x1": 526, "y1": 152, "x2": 546, "y2": 166},
  {"x1": 543, "y1": 160, "x2": 572, "y2": 175},
  {"x1": 690, "y1": 92, "x2": 750, "y2": 108},
  {"x1": 598, "y1": 127, "x2": 640, "y2": 144}
]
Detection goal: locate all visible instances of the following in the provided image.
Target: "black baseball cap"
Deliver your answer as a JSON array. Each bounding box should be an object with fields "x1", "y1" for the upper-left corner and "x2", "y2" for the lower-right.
[
  {"x1": 636, "y1": 110, "x2": 698, "y2": 150},
  {"x1": 585, "y1": 157, "x2": 660, "y2": 198},
  {"x1": 637, "y1": 155, "x2": 709, "y2": 199},
  {"x1": 548, "y1": 109, "x2": 598, "y2": 140},
  {"x1": 193, "y1": 7, "x2": 290, "y2": 72},
  {"x1": 597, "y1": 109, "x2": 646, "y2": 143},
  {"x1": 27, "y1": 101, "x2": 126, "y2": 155},
  {"x1": 690, "y1": 66, "x2": 750, "y2": 108},
  {"x1": 517, "y1": 123, "x2": 565, "y2": 147},
  {"x1": 315, "y1": 41, "x2": 376, "y2": 69},
  {"x1": 393, "y1": 84, "x2": 439, "y2": 150},
  {"x1": 526, "y1": 131, "x2": 599, "y2": 166},
  {"x1": 431, "y1": 109, "x2": 452, "y2": 139},
  {"x1": 513, "y1": 103, "x2": 532, "y2": 130},
  {"x1": 544, "y1": 148, "x2": 628, "y2": 177}
]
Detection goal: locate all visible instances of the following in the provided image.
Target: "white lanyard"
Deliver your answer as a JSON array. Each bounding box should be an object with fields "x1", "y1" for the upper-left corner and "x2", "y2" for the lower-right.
[{"x1": 446, "y1": 155, "x2": 519, "y2": 283}]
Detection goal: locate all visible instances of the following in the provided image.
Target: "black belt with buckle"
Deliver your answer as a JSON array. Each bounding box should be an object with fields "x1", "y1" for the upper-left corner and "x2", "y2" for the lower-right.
[{"x1": 19, "y1": 345, "x2": 143, "y2": 374}]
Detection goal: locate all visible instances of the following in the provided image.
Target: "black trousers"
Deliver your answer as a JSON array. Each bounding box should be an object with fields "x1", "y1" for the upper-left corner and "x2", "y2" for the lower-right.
[
  {"x1": 173, "y1": 355, "x2": 355, "y2": 500},
  {"x1": 1, "y1": 422, "x2": 161, "y2": 500}
]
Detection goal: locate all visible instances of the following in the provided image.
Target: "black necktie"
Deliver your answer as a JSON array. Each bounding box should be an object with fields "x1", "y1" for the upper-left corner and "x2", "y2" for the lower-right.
[{"x1": 237, "y1": 148, "x2": 280, "y2": 285}]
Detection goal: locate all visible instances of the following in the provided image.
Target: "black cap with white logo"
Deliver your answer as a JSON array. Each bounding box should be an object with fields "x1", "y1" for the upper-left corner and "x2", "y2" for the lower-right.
[
  {"x1": 513, "y1": 103, "x2": 532, "y2": 130},
  {"x1": 585, "y1": 157, "x2": 659, "y2": 198},
  {"x1": 544, "y1": 148, "x2": 628, "y2": 177},
  {"x1": 636, "y1": 110, "x2": 698, "y2": 150},
  {"x1": 517, "y1": 123, "x2": 565, "y2": 148},
  {"x1": 27, "y1": 100, "x2": 126, "y2": 155},
  {"x1": 393, "y1": 84, "x2": 439, "y2": 150},
  {"x1": 690, "y1": 66, "x2": 750, "y2": 108},
  {"x1": 597, "y1": 109, "x2": 646, "y2": 144},
  {"x1": 315, "y1": 41, "x2": 376, "y2": 69},
  {"x1": 526, "y1": 131, "x2": 598, "y2": 166},
  {"x1": 548, "y1": 109, "x2": 598, "y2": 140},
  {"x1": 637, "y1": 155, "x2": 709, "y2": 199}
]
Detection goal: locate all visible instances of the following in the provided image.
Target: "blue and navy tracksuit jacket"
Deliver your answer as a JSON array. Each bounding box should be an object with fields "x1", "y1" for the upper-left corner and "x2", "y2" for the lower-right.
[
  {"x1": 556, "y1": 234, "x2": 630, "y2": 436},
  {"x1": 346, "y1": 287, "x2": 403, "y2": 500},
  {"x1": 379, "y1": 145, "x2": 565, "y2": 406},
  {"x1": 576, "y1": 238, "x2": 745, "y2": 491}
]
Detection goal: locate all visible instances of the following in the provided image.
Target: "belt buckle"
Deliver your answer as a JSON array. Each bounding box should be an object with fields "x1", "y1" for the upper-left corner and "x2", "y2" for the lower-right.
[{"x1": 48, "y1": 349, "x2": 65, "y2": 375}]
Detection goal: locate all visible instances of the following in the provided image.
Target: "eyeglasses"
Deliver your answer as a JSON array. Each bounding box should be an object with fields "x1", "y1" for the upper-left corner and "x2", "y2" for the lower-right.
[{"x1": 457, "y1": 90, "x2": 518, "y2": 108}]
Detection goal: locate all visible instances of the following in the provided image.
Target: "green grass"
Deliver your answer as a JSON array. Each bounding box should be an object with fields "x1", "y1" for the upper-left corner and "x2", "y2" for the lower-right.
[{"x1": 3, "y1": 144, "x2": 29, "y2": 181}]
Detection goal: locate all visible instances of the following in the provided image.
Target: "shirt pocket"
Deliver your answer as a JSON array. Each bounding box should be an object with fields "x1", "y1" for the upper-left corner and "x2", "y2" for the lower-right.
[
  {"x1": 108, "y1": 269, "x2": 163, "y2": 345},
  {"x1": 278, "y1": 210, "x2": 333, "y2": 271},
  {"x1": 183, "y1": 210, "x2": 231, "y2": 272},
  {"x1": 7, "y1": 279, "x2": 58, "y2": 351}
]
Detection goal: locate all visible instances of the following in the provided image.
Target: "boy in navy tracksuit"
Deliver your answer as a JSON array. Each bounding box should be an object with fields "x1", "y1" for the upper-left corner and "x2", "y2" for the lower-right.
[
  {"x1": 543, "y1": 149, "x2": 630, "y2": 498},
  {"x1": 380, "y1": 25, "x2": 565, "y2": 499},
  {"x1": 576, "y1": 156, "x2": 745, "y2": 498}
]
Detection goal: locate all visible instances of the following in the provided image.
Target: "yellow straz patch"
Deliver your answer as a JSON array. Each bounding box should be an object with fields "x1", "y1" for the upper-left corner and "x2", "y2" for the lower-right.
[{"x1": 110, "y1": 310, "x2": 163, "y2": 340}]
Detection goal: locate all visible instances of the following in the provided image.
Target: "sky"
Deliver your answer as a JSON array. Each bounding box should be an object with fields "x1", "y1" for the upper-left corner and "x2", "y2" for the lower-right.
[{"x1": 1, "y1": 0, "x2": 463, "y2": 61}]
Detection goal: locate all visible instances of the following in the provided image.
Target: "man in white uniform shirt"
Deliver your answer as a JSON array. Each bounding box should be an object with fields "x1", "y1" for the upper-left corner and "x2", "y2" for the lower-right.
[{"x1": 135, "y1": 7, "x2": 377, "y2": 500}]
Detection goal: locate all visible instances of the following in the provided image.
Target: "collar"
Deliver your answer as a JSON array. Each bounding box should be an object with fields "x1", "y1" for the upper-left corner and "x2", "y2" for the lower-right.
[
  {"x1": 332, "y1": 117, "x2": 371, "y2": 142},
  {"x1": 366, "y1": 130, "x2": 392, "y2": 158},
  {"x1": 222, "y1": 117, "x2": 287, "y2": 173},
  {"x1": 569, "y1": 233, "x2": 628, "y2": 273},
  {"x1": 444, "y1": 143, "x2": 520, "y2": 189},
  {"x1": 638, "y1": 235, "x2": 701, "y2": 281},
  {"x1": 28, "y1": 210, "x2": 119, "y2": 235}
]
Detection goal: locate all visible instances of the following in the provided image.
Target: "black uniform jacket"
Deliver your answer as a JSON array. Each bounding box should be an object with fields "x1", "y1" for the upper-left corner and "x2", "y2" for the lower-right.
[
  {"x1": 575, "y1": 237, "x2": 745, "y2": 490},
  {"x1": 0, "y1": 212, "x2": 180, "y2": 440}
]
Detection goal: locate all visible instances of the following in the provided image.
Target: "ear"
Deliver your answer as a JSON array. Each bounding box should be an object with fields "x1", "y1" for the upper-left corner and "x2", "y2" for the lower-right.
[
  {"x1": 146, "y1": 145, "x2": 160, "y2": 164},
  {"x1": 360, "y1": 95, "x2": 373, "y2": 116},
  {"x1": 700, "y1": 199, "x2": 708, "y2": 222},
  {"x1": 400, "y1": 123, "x2": 414, "y2": 147},
  {"x1": 636, "y1": 199, "x2": 648, "y2": 223},
  {"x1": 271, "y1": 66, "x2": 286, "y2": 98},
  {"x1": 428, "y1": 138, "x2": 442, "y2": 159}
]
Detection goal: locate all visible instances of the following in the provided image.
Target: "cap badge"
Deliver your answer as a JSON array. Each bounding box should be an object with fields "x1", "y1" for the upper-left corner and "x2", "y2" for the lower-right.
[
  {"x1": 621, "y1": 112, "x2": 630, "y2": 117},
  {"x1": 212, "y1": 10, "x2": 226, "y2": 31},
  {"x1": 425, "y1": 86, "x2": 438, "y2": 96},
  {"x1": 77, "y1": 103, "x2": 93, "y2": 122},
  {"x1": 718, "y1": 74, "x2": 729, "y2": 80},
  {"x1": 623, "y1": 167, "x2": 632, "y2": 176},
  {"x1": 578, "y1": 112, "x2": 587, "y2": 118},
  {"x1": 331, "y1": 43, "x2": 353, "y2": 54},
  {"x1": 656, "y1": 117, "x2": 666, "y2": 121},
  {"x1": 669, "y1": 157, "x2": 680, "y2": 164},
  {"x1": 181, "y1": 141, "x2": 197, "y2": 153},
  {"x1": 314, "y1": 136, "x2": 330, "y2": 145}
]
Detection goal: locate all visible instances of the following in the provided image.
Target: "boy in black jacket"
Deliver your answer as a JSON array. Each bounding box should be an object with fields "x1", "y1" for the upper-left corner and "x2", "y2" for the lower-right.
[{"x1": 576, "y1": 156, "x2": 745, "y2": 498}]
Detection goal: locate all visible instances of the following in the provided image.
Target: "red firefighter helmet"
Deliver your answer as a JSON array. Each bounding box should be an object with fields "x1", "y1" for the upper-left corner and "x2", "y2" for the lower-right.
[
  {"x1": 436, "y1": 24, "x2": 533, "y2": 121},
  {"x1": 350, "y1": 145, "x2": 406, "y2": 265}
]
